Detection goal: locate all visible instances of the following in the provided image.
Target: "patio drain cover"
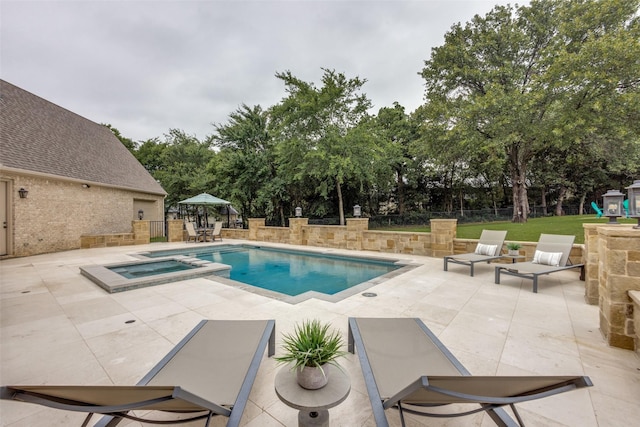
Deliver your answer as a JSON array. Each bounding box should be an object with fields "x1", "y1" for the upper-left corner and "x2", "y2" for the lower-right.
[{"x1": 362, "y1": 292, "x2": 377, "y2": 297}]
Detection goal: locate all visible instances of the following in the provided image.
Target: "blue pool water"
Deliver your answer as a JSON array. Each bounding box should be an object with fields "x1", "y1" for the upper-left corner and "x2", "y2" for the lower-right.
[
  {"x1": 109, "y1": 260, "x2": 197, "y2": 279},
  {"x1": 144, "y1": 245, "x2": 400, "y2": 296}
]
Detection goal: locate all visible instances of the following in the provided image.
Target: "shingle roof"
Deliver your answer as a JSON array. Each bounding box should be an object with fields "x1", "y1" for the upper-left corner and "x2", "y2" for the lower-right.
[{"x1": 0, "y1": 80, "x2": 166, "y2": 195}]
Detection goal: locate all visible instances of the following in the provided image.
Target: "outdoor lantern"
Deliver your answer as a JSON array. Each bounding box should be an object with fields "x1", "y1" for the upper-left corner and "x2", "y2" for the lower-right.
[
  {"x1": 626, "y1": 180, "x2": 640, "y2": 229},
  {"x1": 138, "y1": 209, "x2": 144, "y2": 220},
  {"x1": 295, "y1": 206, "x2": 302, "y2": 217},
  {"x1": 602, "y1": 189, "x2": 625, "y2": 224},
  {"x1": 18, "y1": 188, "x2": 28, "y2": 199},
  {"x1": 353, "y1": 205, "x2": 361, "y2": 217}
]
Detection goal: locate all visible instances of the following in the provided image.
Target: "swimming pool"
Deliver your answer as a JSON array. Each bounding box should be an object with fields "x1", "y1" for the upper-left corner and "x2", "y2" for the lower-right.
[{"x1": 138, "y1": 244, "x2": 415, "y2": 302}]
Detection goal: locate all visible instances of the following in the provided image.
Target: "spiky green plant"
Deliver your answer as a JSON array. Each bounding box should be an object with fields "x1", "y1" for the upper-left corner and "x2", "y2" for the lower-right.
[
  {"x1": 506, "y1": 242, "x2": 522, "y2": 250},
  {"x1": 275, "y1": 319, "x2": 346, "y2": 370}
]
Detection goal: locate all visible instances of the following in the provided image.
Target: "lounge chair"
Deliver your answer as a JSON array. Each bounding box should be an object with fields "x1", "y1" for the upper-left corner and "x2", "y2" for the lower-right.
[
  {"x1": 444, "y1": 230, "x2": 508, "y2": 276},
  {"x1": 1, "y1": 319, "x2": 276, "y2": 427},
  {"x1": 185, "y1": 222, "x2": 206, "y2": 243},
  {"x1": 494, "y1": 234, "x2": 584, "y2": 293},
  {"x1": 348, "y1": 317, "x2": 592, "y2": 427}
]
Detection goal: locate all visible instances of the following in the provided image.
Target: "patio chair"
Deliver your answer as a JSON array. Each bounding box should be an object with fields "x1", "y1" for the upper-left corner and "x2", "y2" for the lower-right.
[
  {"x1": 185, "y1": 222, "x2": 206, "y2": 243},
  {"x1": 348, "y1": 317, "x2": 592, "y2": 427},
  {"x1": 1, "y1": 319, "x2": 276, "y2": 427},
  {"x1": 590, "y1": 201, "x2": 603, "y2": 218},
  {"x1": 208, "y1": 221, "x2": 223, "y2": 241},
  {"x1": 444, "y1": 230, "x2": 508, "y2": 276},
  {"x1": 494, "y1": 233, "x2": 584, "y2": 293}
]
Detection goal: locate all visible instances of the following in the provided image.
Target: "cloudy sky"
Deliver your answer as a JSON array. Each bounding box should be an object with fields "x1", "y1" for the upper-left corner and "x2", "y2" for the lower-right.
[{"x1": 2, "y1": 0, "x2": 515, "y2": 142}]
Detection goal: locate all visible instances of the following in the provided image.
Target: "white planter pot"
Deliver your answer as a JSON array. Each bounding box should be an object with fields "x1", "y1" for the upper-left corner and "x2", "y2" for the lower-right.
[
  {"x1": 296, "y1": 364, "x2": 328, "y2": 390},
  {"x1": 508, "y1": 249, "x2": 520, "y2": 256}
]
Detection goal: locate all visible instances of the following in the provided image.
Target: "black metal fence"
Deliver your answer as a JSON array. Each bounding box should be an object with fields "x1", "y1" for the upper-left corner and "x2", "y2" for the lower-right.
[{"x1": 149, "y1": 221, "x2": 167, "y2": 242}]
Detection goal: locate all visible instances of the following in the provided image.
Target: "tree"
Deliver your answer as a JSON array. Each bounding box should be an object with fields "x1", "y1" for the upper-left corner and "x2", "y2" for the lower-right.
[
  {"x1": 271, "y1": 69, "x2": 377, "y2": 224},
  {"x1": 210, "y1": 104, "x2": 277, "y2": 225},
  {"x1": 420, "y1": 0, "x2": 640, "y2": 222},
  {"x1": 106, "y1": 124, "x2": 136, "y2": 152}
]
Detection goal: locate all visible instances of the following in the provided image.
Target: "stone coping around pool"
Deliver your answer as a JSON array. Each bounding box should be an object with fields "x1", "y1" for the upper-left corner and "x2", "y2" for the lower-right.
[
  {"x1": 79, "y1": 257, "x2": 231, "y2": 293},
  {"x1": 204, "y1": 261, "x2": 419, "y2": 304}
]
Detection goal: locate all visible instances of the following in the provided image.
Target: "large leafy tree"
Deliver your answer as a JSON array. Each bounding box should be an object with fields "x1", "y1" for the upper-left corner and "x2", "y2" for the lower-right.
[
  {"x1": 271, "y1": 69, "x2": 377, "y2": 224},
  {"x1": 420, "y1": 0, "x2": 640, "y2": 222},
  {"x1": 209, "y1": 104, "x2": 277, "y2": 225}
]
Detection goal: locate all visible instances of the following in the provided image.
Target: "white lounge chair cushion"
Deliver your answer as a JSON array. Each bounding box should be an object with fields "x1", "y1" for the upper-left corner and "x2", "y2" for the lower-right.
[
  {"x1": 532, "y1": 250, "x2": 563, "y2": 266},
  {"x1": 475, "y1": 243, "x2": 498, "y2": 256}
]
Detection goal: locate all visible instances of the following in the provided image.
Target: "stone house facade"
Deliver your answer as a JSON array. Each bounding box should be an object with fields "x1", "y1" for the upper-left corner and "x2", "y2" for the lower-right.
[{"x1": 0, "y1": 80, "x2": 166, "y2": 257}]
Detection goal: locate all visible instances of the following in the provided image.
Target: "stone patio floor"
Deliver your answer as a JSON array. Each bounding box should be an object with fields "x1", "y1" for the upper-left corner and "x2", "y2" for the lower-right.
[{"x1": 1, "y1": 240, "x2": 638, "y2": 426}]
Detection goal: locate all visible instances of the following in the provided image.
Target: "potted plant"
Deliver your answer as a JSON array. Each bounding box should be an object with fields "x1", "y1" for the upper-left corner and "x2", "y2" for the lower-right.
[
  {"x1": 275, "y1": 319, "x2": 346, "y2": 390},
  {"x1": 506, "y1": 242, "x2": 522, "y2": 256}
]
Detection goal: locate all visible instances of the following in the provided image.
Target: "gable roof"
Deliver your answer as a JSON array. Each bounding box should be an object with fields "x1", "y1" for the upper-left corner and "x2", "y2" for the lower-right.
[{"x1": 0, "y1": 80, "x2": 166, "y2": 196}]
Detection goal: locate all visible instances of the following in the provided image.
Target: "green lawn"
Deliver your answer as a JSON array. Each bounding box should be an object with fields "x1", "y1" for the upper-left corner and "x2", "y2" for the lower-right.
[{"x1": 382, "y1": 215, "x2": 637, "y2": 244}]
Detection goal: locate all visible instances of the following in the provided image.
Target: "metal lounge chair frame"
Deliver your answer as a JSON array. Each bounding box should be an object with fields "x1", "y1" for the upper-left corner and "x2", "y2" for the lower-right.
[
  {"x1": 444, "y1": 230, "x2": 508, "y2": 276},
  {"x1": 1, "y1": 319, "x2": 276, "y2": 427},
  {"x1": 494, "y1": 234, "x2": 584, "y2": 293},
  {"x1": 348, "y1": 317, "x2": 592, "y2": 427}
]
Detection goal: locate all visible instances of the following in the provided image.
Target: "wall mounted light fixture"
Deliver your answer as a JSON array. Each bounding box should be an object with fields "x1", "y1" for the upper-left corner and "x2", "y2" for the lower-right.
[{"x1": 18, "y1": 188, "x2": 28, "y2": 198}]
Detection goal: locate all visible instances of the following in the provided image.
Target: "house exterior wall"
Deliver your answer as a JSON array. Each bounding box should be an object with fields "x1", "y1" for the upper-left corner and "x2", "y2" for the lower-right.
[{"x1": 2, "y1": 172, "x2": 164, "y2": 257}]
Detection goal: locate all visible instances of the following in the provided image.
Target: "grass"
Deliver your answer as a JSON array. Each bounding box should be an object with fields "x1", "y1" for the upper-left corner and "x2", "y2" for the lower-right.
[{"x1": 382, "y1": 215, "x2": 637, "y2": 244}]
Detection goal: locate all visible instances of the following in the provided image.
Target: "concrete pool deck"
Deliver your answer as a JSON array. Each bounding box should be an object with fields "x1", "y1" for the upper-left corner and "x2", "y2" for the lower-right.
[{"x1": 1, "y1": 240, "x2": 639, "y2": 426}]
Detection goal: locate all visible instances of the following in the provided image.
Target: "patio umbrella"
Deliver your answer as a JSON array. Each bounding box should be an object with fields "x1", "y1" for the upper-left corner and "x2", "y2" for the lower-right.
[{"x1": 178, "y1": 193, "x2": 231, "y2": 227}]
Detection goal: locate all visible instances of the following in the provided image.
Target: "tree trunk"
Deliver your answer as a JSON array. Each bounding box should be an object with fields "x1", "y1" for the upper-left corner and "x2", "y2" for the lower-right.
[
  {"x1": 510, "y1": 147, "x2": 529, "y2": 223},
  {"x1": 337, "y1": 180, "x2": 345, "y2": 225},
  {"x1": 459, "y1": 190, "x2": 464, "y2": 217},
  {"x1": 579, "y1": 193, "x2": 586, "y2": 215},
  {"x1": 555, "y1": 186, "x2": 567, "y2": 216},
  {"x1": 396, "y1": 168, "x2": 405, "y2": 215},
  {"x1": 541, "y1": 188, "x2": 548, "y2": 216}
]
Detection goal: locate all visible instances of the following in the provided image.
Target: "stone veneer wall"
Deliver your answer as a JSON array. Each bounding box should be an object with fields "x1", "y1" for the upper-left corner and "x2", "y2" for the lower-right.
[
  {"x1": 583, "y1": 224, "x2": 602, "y2": 305},
  {"x1": 236, "y1": 218, "x2": 457, "y2": 257},
  {"x1": 80, "y1": 220, "x2": 150, "y2": 248},
  {"x1": 594, "y1": 225, "x2": 640, "y2": 350},
  {"x1": 3, "y1": 172, "x2": 163, "y2": 257}
]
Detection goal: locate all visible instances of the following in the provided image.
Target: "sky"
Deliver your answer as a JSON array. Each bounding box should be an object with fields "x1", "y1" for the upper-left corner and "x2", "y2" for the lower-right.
[{"x1": 2, "y1": 0, "x2": 516, "y2": 143}]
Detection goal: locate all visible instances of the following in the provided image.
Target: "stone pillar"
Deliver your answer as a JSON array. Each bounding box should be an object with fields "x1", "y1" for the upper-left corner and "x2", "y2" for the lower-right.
[
  {"x1": 167, "y1": 219, "x2": 184, "y2": 242},
  {"x1": 430, "y1": 219, "x2": 457, "y2": 258},
  {"x1": 583, "y1": 223, "x2": 602, "y2": 305},
  {"x1": 629, "y1": 291, "x2": 640, "y2": 355},
  {"x1": 597, "y1": 225, "x2": 640, "y2": 350},
  {"x1": 345, "y1": 218, "x2": 369, "y2": 250},
  {"x1": 248, "y1": 218, "x2": 266, "y2": 241},
  {"x1": 289, "y1": 217, "x2": 309, "y2": 246},
  {"x1": 132, "y1": 220, "x2": 150, "y2": 245}
]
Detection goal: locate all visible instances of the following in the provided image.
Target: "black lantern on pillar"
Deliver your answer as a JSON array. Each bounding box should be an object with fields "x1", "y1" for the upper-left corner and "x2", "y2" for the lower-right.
[
  {"x1": 602, "y1": 189, "x2": 625, "y2": 224},
  {"x1": 138, "y1": 209, "x2": 144, "y2": 220},
  {"x1": 295, "y1": 207, "x2": 302, "y2": 217},
  {"x1": 353, "y1": 205, "x2": 361, "y2": 217},
  {"x1": 626, "y1": 180, "x2": 640, "y2": 229}
]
